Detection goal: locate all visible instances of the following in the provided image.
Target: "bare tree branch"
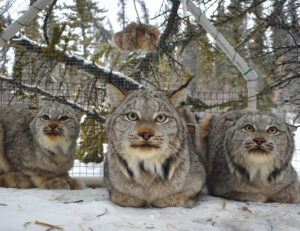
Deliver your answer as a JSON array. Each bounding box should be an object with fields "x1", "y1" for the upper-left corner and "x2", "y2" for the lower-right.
[
  {"x1": 10, "y1": 37, "x2": 145, "y2": 91},
  {"x1": 261, "y1": 74, "x2": 300, "y2": 91},
  {"x1": 141, "y1": 0, "x2": 181, "y2": 62},
  {"x1": 43, "y1": 0, "x2": 58, "y2": 44},
  {"x1": 0, "y1": 74, "x2": 106, "y2": 122}
]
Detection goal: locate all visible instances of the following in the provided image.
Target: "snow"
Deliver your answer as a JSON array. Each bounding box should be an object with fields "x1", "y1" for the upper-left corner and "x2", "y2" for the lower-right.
[
  {"x1": 293, "y1": 127, "x2": 300, "y2": 175},
  {"x1": 0, "y1": 133, "x2": 299, "y2": 231},
  {"x1": 0, "y1": 187, "x2": 300, "y2": 231}
]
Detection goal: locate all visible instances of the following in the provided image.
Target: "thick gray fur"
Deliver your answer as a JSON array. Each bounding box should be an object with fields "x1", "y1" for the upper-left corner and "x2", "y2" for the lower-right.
[
  {"x1": 104, "y1": 84, "x2": 206, "y2": 208},
  {"x1": 0, "y1": 103, "x2": 85, "y2": 189},
  {"x1": 206, "y1": 110, "x2": 299, "y2": 202}
]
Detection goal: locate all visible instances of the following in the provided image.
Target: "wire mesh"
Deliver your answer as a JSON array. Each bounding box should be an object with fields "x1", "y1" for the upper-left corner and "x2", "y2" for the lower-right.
[
  {"x1": 1, "y1": 80, "x2": 299, "y2": 177},
  {"x1": 0, "y1": 0, "x2": 299, "y2": 178}
]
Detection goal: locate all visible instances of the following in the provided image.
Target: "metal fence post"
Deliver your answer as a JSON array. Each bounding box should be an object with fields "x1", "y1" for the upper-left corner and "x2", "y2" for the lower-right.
[
  {"x1": 0, "y1": 0, "x2": 54, "y2": 47},
  {"x1": 183, "y1": 0, "x2": 259, "y2": 110}
]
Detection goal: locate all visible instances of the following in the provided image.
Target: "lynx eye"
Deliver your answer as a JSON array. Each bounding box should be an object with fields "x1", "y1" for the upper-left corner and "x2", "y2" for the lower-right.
[
  {"x1": 243, "y1": 124, "x2": 255, "y2": 132},
  {"x1": 267, "y1": 126, "x2": 278, "y2": 134},
  {"x1": 41, "y1": 114, "x2": 50, "y2": 120},
  {"x1": 155, "y1": 114, "x2": 167, "y2": 123},
  {"x1": 59, "y1": 116, "x2": 69, "y2": 121},
  {"x1": 127, "y1": 112, "x2": 139, "y2": 121}
]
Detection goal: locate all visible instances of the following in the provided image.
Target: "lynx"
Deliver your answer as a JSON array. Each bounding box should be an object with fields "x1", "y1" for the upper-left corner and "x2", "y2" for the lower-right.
[
  {"x1": 104, "y1": 84, "x2": 206, "y2": 208},
  {"x1": 206, "y1": 110, "x2": 299, "y2": 202},
  {"x1": 0, "y1": 103, "x2": 85, "y2": 190},
  {"x1": 113, "y1": 22, "x2": 160, "y2": 52}
]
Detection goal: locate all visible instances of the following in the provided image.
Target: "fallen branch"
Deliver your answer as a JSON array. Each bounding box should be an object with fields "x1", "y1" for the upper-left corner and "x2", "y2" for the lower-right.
[{"x1": 35, "y1": 220, "x2": 64, "y2": 230}]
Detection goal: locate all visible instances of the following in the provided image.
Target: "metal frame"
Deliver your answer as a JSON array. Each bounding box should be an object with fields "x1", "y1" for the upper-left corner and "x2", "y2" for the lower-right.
[
  {"x1": 0, "y1": 0, "x2": 54, "y2": 46},
  {"x1": 183, "y1": 0, "x2": 259, "y2": 109}
]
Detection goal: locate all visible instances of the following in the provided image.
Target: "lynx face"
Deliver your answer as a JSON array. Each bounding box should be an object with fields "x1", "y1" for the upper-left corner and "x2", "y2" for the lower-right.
[
  {"x1": 30, "y1": 103, "x2": 80, "y2": 155},
  {"x1": 113, "y1": 96, "x2": 181, "y2": 158},
  {"x1": 106, "y1": 85, "x2": 187, "y2": 178},
  {"x1": 113, "y1": 22, "x2": 160, "y2": 52},
  {"x1": 224, "y1": 113, "x2": 295, "y2": 180}
]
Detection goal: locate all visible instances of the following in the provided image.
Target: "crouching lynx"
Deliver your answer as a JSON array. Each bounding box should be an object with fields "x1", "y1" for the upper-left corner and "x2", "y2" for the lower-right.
[
  {"x1": 0, "y1": 103, "x2": 85, "y2": 190},
  {"x1": 104, "y1": 84, "x2": 206, "y2": 208},
  {"x1": 113, "y1": 22, "x2": 160, "y2": 52},
  {"x1": 205, "y1": 110, "x2": 299, "y2": 203}
]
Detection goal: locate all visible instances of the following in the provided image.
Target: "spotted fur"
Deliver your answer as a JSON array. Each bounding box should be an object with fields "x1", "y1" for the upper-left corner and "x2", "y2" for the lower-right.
[
  {"x1": 206, "y1": 110, "x2": 300, "y2": 203},
  {"x1": 113, "y1": 22, "x2": 160, "y2": 52},
  {"x1": 104, "y1": 84, "x2": 206, "y2": 207},
  {"x1": 0, "y1": 103, "x2": 85, "y2": 190}
]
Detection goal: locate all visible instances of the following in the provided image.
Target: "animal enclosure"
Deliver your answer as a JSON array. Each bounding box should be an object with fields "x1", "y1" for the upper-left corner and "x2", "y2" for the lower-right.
[{"x1": 0, "y1": 0, "x2": 299, "y2": 178}]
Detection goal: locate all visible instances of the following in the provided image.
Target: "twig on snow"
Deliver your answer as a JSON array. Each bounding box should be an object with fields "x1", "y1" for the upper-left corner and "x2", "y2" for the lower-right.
[
  {"x1": 35, "y1": 220, "x2": 64, "y2": 230},
  {"x1": 96, "y1": 208, "x2": 108, "y2": 217},
  {"x1": 63, "y1": 200, "x2": 84, "y2": 204}
]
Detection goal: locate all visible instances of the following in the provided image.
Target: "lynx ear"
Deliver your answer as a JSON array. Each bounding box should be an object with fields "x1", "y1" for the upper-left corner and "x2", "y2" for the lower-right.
[
  {"x1": 286, "y1": 123, "x2": 297, "y2": 132},
  {"x1": 224, "y1": 110, "x2": 245, "y2": 121},
  {"x1": 169, "y1": 88, "x2": 188, "y2": 108},
  {"x1": 105, "y1": 83, "x2": 126, "y2": 110},
  {"x1": 169, "y1": 77, "x2": 193, "y2": 108},
  {"x1": 223, "y1": 110, "x2": 245, "y2": 126},
  {"x1": 77, "y1": 112, "x2": 86, "y2": 121}
]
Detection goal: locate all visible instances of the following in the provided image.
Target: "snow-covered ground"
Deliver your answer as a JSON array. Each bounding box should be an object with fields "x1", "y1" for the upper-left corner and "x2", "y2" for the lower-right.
[
  {"x1": 0, "y1": 187, "x2": 300, "y2": 231},
  {"x1": 0, "y1": 130, "x2": 299, "y2": 231}
]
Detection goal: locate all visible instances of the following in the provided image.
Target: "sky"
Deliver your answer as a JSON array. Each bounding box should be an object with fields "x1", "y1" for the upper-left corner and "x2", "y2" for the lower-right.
[
  {"x1": 0, "y1": 0, "x2": 169, "y2": 32},
  {"x1": 100, "y1": 0, "x2": 166, "y2": 32}
]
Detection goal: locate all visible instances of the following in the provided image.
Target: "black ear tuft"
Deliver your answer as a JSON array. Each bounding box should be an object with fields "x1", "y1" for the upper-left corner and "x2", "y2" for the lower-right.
[
  {"x1": 169, "y1": 77, "x2": 194, "y2": 108},
  {"x1": 170, "y1": 76, "x2": 194, "y2": 99}
]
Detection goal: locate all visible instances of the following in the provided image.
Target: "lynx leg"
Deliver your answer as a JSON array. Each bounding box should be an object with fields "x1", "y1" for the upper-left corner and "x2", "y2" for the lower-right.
[
  {"x1": 270, "y1": 182, "x2": 300, "y2": 203},
  {"x1": 28, "y1": 172, "x2": 70, "y2": 189},
  {"x1": 222, "y1": 191, "x2": 268, "y2": 202},
  {"x1": 152, "y1": 189, "x2": 198, "y2": 208},
  {"x1": 110, "y1": 188, "x2": 146, "y2": 207},
  {"x1": 0, "y1": 172, "x2": 33, "y2": 189}
]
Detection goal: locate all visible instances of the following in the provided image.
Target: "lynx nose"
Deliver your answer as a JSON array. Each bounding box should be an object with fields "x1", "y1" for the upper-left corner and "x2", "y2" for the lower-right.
[
  {"x1": 253, "y1": 137, "x2": 266, "y2": 145},
  {"x1": 48, "y1": 123, "x2": 58, "y2": 130},
  {"x1": 138, "y1": 131, "x2": 153, "y2": 141}
]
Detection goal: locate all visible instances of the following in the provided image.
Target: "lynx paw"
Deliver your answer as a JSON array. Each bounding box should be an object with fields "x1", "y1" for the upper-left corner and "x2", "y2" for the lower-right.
[
  {"x1": 41, "y1": 178, "x2": 70, "y2": 190},
  {"x1": 67, "y1": 177, "x2": 86, "y2": 190},
  {"x1": 110, "y1": 189, "x2": 146, "y2": 207},
  {"x1": 152, "y1": 197, "x2": 196, "y2": 208},
  {"x1": 0, "y1": 172, "x2": 33, "y2": 189},
  {"x1": 223, "y1": 191, "x2": 268, "y2": 202},
  {"x1": 152, "y1": 190, "x2": 198, "y2": 208},
  {"x1": 270, "y1": 182, "x2": 300, "y2": 203}
]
